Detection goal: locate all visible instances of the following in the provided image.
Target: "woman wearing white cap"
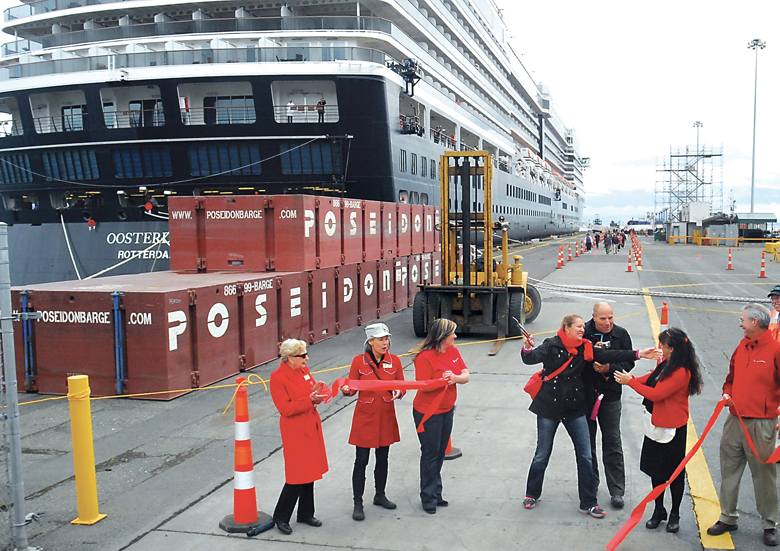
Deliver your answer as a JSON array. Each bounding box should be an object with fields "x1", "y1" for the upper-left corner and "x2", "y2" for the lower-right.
[{"x1": 341, "y1": 323, "x2": 405, "y2": 521}]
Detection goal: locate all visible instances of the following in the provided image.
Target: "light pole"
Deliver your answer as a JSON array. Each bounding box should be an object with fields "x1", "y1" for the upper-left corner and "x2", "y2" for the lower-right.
[{"x1": 748, "y1": 38, "x2": 766, "y2": 213}]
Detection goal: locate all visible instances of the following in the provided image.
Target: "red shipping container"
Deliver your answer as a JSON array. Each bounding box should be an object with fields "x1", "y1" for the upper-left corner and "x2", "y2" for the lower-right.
[
  {"x1": 407, "y1": 254, "x2": 422, "y2": 305},
  {"x1": 397, "y1": 203, "x2": 412, "y2": 257},
  {"x1": 358, "y1": 261, "x2": 379, "y2": 325},
  {"x1": 432, "y1": 251, "x2": 442, "y2": 284},
  {"x1": 380, "y1": 203, "x2": 397, "y2": 259},
  {"x1": 271, "y1": 195, "x2": 342, "y2": 271},
  {"x1": 420, "y1": 253, "x2": 434, "y2": 285},
  {"x1": 19, "y1": 290, "x2": 116, "y2": 397},
  {"x1": 276, "y1": 272, "x2": 310, "y2": 342},
  {"x1": 377, "y1": 258, "x2": 394, "y2": 317},
  {"x1": 410, "y1": 205, "x2": 424, "y2": 255},
  {"x1": 362, "y1": 201, "x2": 382, "y2": 262},
  {"x1": 201, "y1": 195, "x2": 271, "y2": 272},
  {"x1": 434, "y1": 207, "x2": 441, "y2": 252},
  {"x1": 122, "y1": 288, "x2": 193, "y2": 398},
  {"x1": 238, "y1": 274, "x2": 280, "y2": 369},
  {"x1": 422, "y1": 206, "x2": 435, "y2": 253},
  {"x1": 335, "y1": 264, "x2": 360, "y2": 334},
  {"x1": 340, "y1": 198, "x2": 364, "y2": 265},
  {"x1": 169, "y1": 196, "x2": 207, "y2": 271},
  {"x1": 393, "y1": 257, "x2": 409, "y2": 312},
  {"x1": 308, "y1": 268, "x2": 337, "y2": 344}
]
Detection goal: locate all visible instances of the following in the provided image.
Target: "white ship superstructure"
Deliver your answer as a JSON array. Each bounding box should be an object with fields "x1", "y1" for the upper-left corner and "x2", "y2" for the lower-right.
[{"x1": 0, "y1": 0, "x2": 587, "y2": 284}]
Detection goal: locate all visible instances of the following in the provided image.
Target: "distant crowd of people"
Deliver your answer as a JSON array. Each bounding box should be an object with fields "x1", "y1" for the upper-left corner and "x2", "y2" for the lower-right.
[
  {"x1": 585, "y1": 230, "x2": 629, "y2": 254},
  {"x1": 262, "y1": 285, "x2": 780, "y2": 548}
]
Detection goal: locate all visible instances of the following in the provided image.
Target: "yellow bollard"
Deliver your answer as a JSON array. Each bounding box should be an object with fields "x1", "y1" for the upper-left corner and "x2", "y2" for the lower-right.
[{"x1": 67, "y1": 375, "x2": 107, "y2": 525}]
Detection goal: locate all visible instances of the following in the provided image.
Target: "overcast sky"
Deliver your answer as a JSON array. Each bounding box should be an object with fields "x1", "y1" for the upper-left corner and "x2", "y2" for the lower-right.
[
  {"x1": 500, "y1": 0, "x2": 780, "y2": 225},
  {"x1": 0, "y1": 0, "x2": 777, "y2": 225}
]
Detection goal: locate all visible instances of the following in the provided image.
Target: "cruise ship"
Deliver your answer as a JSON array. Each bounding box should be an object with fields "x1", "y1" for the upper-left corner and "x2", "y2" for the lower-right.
[{"x1": 0, "y1": 0, "x2": 587, "y2": 285}]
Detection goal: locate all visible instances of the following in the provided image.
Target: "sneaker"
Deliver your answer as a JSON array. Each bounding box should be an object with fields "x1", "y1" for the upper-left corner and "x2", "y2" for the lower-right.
[
  {"x1": 579, "y1": 505, "x2": 606, "y2": 518},
  {"x1": 523, "y1": 497, "x2": 537, "y2": 509},
  {"x1": 610, "y1": 495, "x2": 625, "y2": 509}
]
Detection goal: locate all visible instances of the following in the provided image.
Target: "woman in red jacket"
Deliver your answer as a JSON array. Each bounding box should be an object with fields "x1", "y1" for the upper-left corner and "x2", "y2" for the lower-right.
[
  {"x1": 340, "y1": 323, "x2": 405, "y2": 521},
  {"x1": 615, "y1": 327, "x2": 702, "y2": 534},
  {"x1": 270, "y1": 339, "x2": 329, "y2": 535},
  {"x1": 412, "y1": 318, "x2": 469, "y2": 514}
]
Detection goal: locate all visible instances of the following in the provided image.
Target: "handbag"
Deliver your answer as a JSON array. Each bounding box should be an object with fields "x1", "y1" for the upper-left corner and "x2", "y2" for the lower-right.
[
  {"x1": 524, "y1": 355, "x2": 573, "y2": 400},
  {"x1": 642, "y1": 408, "x2": 675, "y2": 443}
]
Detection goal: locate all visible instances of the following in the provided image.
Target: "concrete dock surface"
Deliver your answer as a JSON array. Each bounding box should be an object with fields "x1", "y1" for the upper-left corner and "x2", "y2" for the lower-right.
[{"x1": 19, "y1": 236, "x2": 778, "y2": 551}]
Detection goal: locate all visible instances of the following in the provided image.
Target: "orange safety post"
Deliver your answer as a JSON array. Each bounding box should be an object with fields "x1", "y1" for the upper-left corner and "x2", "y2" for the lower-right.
[
  {"x1": 575, "y1": 241, "x2": 579, "y2": 258},
  {"x1": 557, "y1": 246, "x2": 563, "y2": 269},
  {"x1": 637, "y1": 246, "x2": 642, "y2": 267},
  {"x1": 627, "y1": 250, "x2": 633, "y2": 272},
  {"x1": 727, "y1": 247, "x2": 733, "y2": 270},
  {"x1": 220, "y1": 377, "x2": 273, "y2": 534},
  {"x1": 760, "y1": 251, "x2": 767, "y2": 278},
  {"x1": 660, "y1": 301, "x2": 668, "y2": 333},
  {"x1": 568, "y1": 243, "x2": 573, "y2": 261}
]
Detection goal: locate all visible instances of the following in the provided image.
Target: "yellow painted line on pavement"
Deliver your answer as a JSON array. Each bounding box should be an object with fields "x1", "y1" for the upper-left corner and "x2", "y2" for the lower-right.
[
  {"x1": 645, "y1": 282, "x2": 769, "y2": 290},
  {"x1": 643, "y1": 287, "x2": 732, "y2": 549}
]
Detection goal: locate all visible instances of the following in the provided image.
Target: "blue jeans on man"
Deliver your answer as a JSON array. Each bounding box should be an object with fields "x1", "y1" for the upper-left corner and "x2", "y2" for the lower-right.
[{"x1": 526, "y1": 414, "x2": 597, "y2": 509}]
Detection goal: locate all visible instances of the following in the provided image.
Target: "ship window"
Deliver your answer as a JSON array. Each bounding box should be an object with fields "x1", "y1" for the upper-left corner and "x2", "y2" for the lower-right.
[
  {"x1": 31, "y1": 90, "x2": 88, "y2": 134},
  {"x1": 0, "y1": 97, "x2": 23, "y2": 137},
  {"x1": 562, "y1": 202, "x2": 567, "y2": 210},
  {"x1": 421, "y1": 193, "x2": 429, "y2": 205},
  {"x1": 430, "y1": 160, "x2": 436, "y2": 179},
  {"x1": 42, "y1": 150, "x2": 99, "y2": 181},
  {"x1": 1, "y1": 194, "x2": 38, "y2": 211},
  {"x1": 62, "y1": 105, "x2": 88, "y2": 132},
  {"x1": 0, "y1": 154, "x2": 32, "y2": 184},
  {"x1": 203, "y1": 96, "x2": 255, "y2": 125},
  {"x1": 412, "y1": 191, "x2": 419, "y2": 204},
  {"x1": 400, "y1": 150, "x2": 407, "y2": 173},
  {"x1": 103, "y1": 103, "x2": 117, "y2": 128},
  {"x1": 128, "y1": 100, "x2": 165, "y2": 128},
  {"x1": 421, "y1": 156, "x2": 428, "y2": 178},
  {"x1": 270, "y1": 81, "x2": 338, "y2": 123},
  {"x1": 399, "y1": 190, "x2": 408, "y2": 203},
  {"x1": 189, "y1": 143, "x2": 261, "y2": 177},
  {"x1": 411, "y1": 153, "x2": 417, "y2": 175},
  {"x1": 113, "y1": 147, "x2": 173, "y2": 179},
  {"x1": 280, "y1": 141, "x2": 341, "y2": 175}
]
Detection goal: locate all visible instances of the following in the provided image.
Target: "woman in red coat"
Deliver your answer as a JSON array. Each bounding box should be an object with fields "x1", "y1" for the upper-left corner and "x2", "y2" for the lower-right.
[
  {"x1": 615, "y1": 327, "x2": 702, "y2": 534},
  {"x1": 341, "y1": 323, "x2": 405, "y2": 521},
  {"x1": 270, "y1": 339, "x2": 329, "y2": 535}
]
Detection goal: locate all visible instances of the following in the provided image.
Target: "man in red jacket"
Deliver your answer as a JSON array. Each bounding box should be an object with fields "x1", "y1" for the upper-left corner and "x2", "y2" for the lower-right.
[{"x1": 708, "y1": 304, "x2": 780, "y2": 547}]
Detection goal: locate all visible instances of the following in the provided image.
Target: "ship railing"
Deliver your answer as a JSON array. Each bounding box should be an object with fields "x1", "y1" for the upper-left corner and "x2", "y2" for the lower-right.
[
  {"x1": 429, "y1": 129, "x2": 456, "y2": 149},
  {"x1": 0, "y1": 121, "x2": 23, "y2": 138},
  {"x1": 32, "y1": 113, "x2": 90, "y2": 133},
  {"x1": 0, "y1": 47, "x2": 391, "y2": 81},
  {"x1": 179, "y1": 106, "x2": 258, "y2": 126},
  {"x1": 271, "y1": 104, "x2": 338, "y2": 124},
  {"x1": 2, "y1": 14, "x2": 392, "y2": 46},
  {"x1": 102, "y1": 108, "x2": 165, "y2": 129}
]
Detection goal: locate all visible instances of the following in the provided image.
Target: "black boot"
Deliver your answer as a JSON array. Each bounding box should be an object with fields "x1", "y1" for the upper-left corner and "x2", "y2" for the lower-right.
[
  {"x1": 666, "y1": 513, "x2": 680, "y2": 533},
  {"x1": 645, "y1": 507, "x2": 667, "y2": 529},
  {"x1": 373, "y1": 462, "x2": 397, "y2": 509},
  {"x1": 352, "y1": 477, "x2": 365, "y2": 521}
]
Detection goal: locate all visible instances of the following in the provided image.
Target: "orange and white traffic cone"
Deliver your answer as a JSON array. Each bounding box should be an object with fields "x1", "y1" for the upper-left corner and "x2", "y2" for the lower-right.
[
  {"x1": 727, "y1": 247, "x2": 733, "y2": 270},
  {"x1": 637, "y1": 246, "x2": 642, "y2": 267},
  {"x1": 557, "y1": 246, "x2": 563, "y2": 269},
  {"x1": 568, "y1": 243, "x2": 573, "y2": 262},
  {"x1": 760, "y1": 251, "x2": 767, "y2": 278},
  {"x1": 660, "y1": 301, "x2": 668, "y2": 334},
  {"x1": 220, "y1": 377, "x2": 273, "y2": 534},
  {"x1": 575, "y1": 241, "x2": 579, "y2": 258},
  {"x1": 444, "y1": 437, "x2": 462, "y2": 460},
  {"x1": 627, "y1": 250, "x2": 633, "y2": 272}
]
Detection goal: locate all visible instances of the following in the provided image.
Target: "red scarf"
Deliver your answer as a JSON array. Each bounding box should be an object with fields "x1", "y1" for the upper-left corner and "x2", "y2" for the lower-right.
[{"x1": 557, "y1": 328, "x2": 594, "y2": 361}]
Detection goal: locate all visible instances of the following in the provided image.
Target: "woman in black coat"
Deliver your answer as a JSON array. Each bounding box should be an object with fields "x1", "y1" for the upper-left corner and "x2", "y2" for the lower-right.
[{"x1": 521, "y1": 314, "x2": 660, "y2": 518}]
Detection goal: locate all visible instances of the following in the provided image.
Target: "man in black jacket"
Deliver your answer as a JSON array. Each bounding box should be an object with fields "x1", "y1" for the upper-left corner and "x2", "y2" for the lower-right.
[{"x1": 583, "y1": 302, "x2": 635, "y2": 509}]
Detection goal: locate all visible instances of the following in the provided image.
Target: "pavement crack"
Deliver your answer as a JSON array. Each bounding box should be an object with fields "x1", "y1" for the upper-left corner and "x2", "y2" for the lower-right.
[{"x1": 150, "y1": 440, "x2": 217, "y2": 476}]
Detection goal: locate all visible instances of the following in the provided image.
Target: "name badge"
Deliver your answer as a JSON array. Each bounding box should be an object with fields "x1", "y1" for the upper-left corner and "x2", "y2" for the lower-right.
[{"x1": 303, "y1": 374, "x2": 311, "y2": 381}]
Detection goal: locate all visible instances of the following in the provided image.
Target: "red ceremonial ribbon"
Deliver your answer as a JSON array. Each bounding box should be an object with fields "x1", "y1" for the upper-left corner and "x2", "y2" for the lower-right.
[
  {"x1": 606, "y1": 398, "x2": 726, "y2": 551},
  {"x1": 331, "y1": 377, "x2": 448, "y2": 433}
]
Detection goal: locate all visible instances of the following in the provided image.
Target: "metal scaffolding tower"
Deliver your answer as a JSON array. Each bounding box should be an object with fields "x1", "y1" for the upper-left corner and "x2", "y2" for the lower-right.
[{"x1": 654, "y1": 144, "x2": 723, "y2": 223}]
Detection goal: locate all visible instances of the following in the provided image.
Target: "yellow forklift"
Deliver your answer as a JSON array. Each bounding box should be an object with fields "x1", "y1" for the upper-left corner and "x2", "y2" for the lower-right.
[{"x1": 412, "y1": 151, "x2": 541, "y2": 342}]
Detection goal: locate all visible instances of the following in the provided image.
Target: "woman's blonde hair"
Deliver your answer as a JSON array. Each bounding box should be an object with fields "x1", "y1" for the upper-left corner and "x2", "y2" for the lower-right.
[
  {"x1": 413, "y1": 318, "x2": 457, "y2": 354},
  {"x1": 280, "y1": 339, "x2": 307, "y2": 362},
  {"x1": 560, "y1": 314, "x2": 583, "y2": 330}
]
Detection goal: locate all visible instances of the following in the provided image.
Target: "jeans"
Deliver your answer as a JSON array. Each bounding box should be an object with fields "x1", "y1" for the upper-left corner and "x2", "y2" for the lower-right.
[
  {"x1": 587, "y1": 399, "x2": 625, "y2": 498},
  {"x1": 526, "y1": 414, "x2": 597, "y2": 510},
  {"x1": 413, "y1": 407, "x2": 454, "y2": 509}
]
